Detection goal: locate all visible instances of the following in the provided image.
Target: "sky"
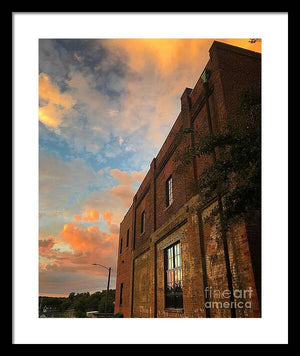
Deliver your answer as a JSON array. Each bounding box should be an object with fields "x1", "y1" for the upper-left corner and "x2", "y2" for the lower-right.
[{"x1": 39, "y1": 38, "x2": 261, "y2": 297}]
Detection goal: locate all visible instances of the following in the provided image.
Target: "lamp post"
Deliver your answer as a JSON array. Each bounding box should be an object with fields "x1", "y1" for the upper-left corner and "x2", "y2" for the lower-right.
[{"x1": 92, "y1": 263, "x2": 112, "y2": 315}]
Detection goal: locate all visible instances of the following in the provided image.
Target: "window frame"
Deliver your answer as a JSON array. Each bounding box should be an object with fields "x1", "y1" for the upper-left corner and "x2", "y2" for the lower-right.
[
  {"x1": 126, "y1": 229, "x2": 130, "y2": 248},
  {"x1": 119, "y1": 237, "x2": 123, "y2": 254},
  {"x1": 141, "y1": 210, "x2": 145, "y2": 235},
  {"x1": 164, "y1": 240, "x2": 183, "y2": 310},
  {"x1": 120, "y1": 283, "x2": 123, "y2": 306},
  {"x1": 166, "y1": 175, "x2": 173, "y2": 207}
]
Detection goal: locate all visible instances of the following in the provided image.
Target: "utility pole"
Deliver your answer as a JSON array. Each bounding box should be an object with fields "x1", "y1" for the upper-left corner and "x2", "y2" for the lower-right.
[
  {"x1": 92, "y1": 263, "x2": 112, "y2": 316},
  {"x1": 105, "y1": 267, "x2": 111, "y2": 314}
]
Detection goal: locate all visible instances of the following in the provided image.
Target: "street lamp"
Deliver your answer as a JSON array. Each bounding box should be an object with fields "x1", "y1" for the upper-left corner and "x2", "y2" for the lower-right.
[{"x1": 92, "y1": 263, "x2": 112, "y2": 315}]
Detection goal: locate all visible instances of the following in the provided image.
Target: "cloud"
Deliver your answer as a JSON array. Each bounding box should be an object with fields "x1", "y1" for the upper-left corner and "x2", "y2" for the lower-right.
[
  {"x1": 39, "y1": 270, "x2": 114, "y2": 295},
  {"x1": 39, "y1": 73, "x2": 76, "y2": 127},
  {"x1": 74, "y1": 209, "x2": 100, "y2": 222},
  {"x1": 74, "y1": 52, "x2": 84, "y2": 63},
  {"x1": 105, "y1": 38, "x2": 261, "y2": 75},
  {"x1": 107, "y1": 169, "x2": 146, "y2": 207},
  {"x1": 118, "y1": 136, "x2": 124, "y2": 146},
  {"x1": 40, "y1": 39, "x2": 261, "y2": 155},
  {"x1": 91, "y1": 39, "x2": 208, "y2": 147},
  {"x1": 39, "y1": 237, "x2": 56, "y2": 255},
  {"x1": 110, "y1": 168, "x2": 145, "y2": 185},
  {"x1": 109, "y1": 224, "x2": 119, "y2": 235},
  {"x1": 82, "y1": 190, "x2": 126, "y2": 225},
  {"x1": 48, "y1": 70, "x2": 122, "y2": 154},
  {"x1": 39, "y1": 153, "x2": 102, "y2": 217},
  {"x1": 101, "y1": 210, "x2": 120, "y2": 234},
  {"x1": 59, "y1": 222, "x2": 114, "y2": 254},
  {"x1": 100, "y1": 39, "x2": 261, "y2": 147},
  {"x1": 215, "y1": 38, "x2": 262, "y2": 53},
  {"x1": 39, "y1": 220, "x2": 119, "y2": 294},
  {"x1": 105, "y1": 39, "x2": 207, "y2": 74},
  {"x1": 102, "y1": 211, "x2": 113, "y2": 225},
  {"x1": 39, "y1": 39, "x2": 69, "y2": 80},
  {"x1": 108, "y1": 185, "x2": 134, "y2": 207}
]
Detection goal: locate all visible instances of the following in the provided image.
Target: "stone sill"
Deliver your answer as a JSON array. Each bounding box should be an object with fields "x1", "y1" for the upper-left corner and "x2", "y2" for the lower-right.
[{"x1": 164, "y1": 308, "x2": 184, "y2": 314}]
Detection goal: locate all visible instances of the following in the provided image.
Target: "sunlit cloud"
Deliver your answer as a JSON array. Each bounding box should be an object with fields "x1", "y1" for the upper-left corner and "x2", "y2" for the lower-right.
[
  {"x1": 39, "y1": 221, "x2": 119, "y2": 294},
  {"x1": 108, "y1": 169, "x2": 146, "y2": 207},
  {"x1": 39, "y1": 73, "x2": 76, "y2": 127},
  {"x1": 110, "y1": 168, "x2": 145, "y2": 186},
  {"x1": 108, "y1": 184, "x2": 135, "y2": 208},
  {"x1": 102, "y1": 211, "x2": 113, "y2": 225},
  {"x1": 74, "y1": 209, "x2": 100, "y2": 222}
]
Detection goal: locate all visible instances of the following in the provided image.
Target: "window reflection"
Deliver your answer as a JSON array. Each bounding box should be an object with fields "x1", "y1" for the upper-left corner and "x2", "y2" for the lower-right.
[{"x1": 165, "y1": 241, "x2": 183, "y2": 309}]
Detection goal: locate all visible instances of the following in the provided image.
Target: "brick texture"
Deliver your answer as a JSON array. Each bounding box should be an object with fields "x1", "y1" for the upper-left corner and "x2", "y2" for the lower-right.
[{"x1": 114, "y1": 41, "x2": 261, "y2": 318}]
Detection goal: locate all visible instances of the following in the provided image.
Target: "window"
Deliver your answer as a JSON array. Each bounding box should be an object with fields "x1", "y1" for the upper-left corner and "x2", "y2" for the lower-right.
[
  {"x1": 164, "y1": 241, "x2": 183, "y2": 309},
  {"x1": 120, "y1": 238, "x2": 123, "y2": 254},
  {"x1": 141, "y1": 210, "x2": 145, "y2": 234},
  {"x1": 120, "y1": 283, "x2": 123, "y2": 305},
  {"x1": 126, "y1": 229, "x2": 130, "y2": 248},
  {"x1": 166, "y1": 176, "x2": 173, "y2": 207}
]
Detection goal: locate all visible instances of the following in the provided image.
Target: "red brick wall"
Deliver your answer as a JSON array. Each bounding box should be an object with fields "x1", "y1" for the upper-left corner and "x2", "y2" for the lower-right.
[
  {"x1": 114, "y1": 205, "x2": 133, "y2": 317},
  {"x1": 134, "y1": 165, "x2": 155, "y2": 250},
  {"x1": 132, "y1": 249, "x2": 152, "y2": 317},
  {"x1": 155, "y1": 153, "x2": 187, "y2": 230},
  {"x1": 213, "y1": 41, "x2": 261, "y2": 118},
  {"x1": 201, "y1": 201, "x2": 260, "y2": 317},
  {"x1": 115, "y1": 41, "x2": 261, "y2": 318}
]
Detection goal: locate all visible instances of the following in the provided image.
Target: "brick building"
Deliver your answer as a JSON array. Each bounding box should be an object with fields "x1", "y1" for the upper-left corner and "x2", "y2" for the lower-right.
[{"x1": 114, "y1": 41, "x2": 261, "y2": 318}]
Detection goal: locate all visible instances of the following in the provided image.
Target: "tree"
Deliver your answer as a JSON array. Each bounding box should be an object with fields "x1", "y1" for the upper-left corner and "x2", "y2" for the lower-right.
[
  {"x1": 59, "y1": 299, "x2": 71, "y2": 313},
  {"x1": 177, "y1": 88, "x2": 261, "y2": 227},
  {"x1": 68, "y1": 292, "x2": 75, "y2": 300},
  {"x1": 38, "y1": 290, "x2": 116, "y2": 317},
  {"x1": 86, "y1": 291, "x2": 101, "y2": 311},
  {"x1": 98, "y1": 290, "x2": 115, "y2": 313},
  {"x1": 73, "y1": 294, "x2": 89, "y2": 318}
]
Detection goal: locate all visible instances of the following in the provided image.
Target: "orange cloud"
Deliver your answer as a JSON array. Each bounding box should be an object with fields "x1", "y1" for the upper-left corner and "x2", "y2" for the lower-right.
[
  {"x1": 39, "y1": 263, "x2": 47, "y2": 270},
  {"x1": 102, "y1": 211, "x2": 113, "y2": 225},
  {"x1": 39, "y1": 222, "x2": 118, "y2": 293},
  {"x1": 110, "y1": 169, "x2": 145, "y2": 185},
  {"x1": 106, "y1": 39, "x2": 210, "y2": 74},
  {"x1": 39, "y1": 73, "x2": 76, "y2": 127},
  {"x1": 217, "y1": 38, "x2": 261, "y2": 53},
  {"x1": 74, "y1": 209, "x2": 100, "y2": 222},
  {"x1": 100, "y1": 40, "x2": 211, "y2": 145},
  {"x1": 59, "y1": 222, "x2": 115, "y2": 253},
  {"x1": 106, "y1": 169, "x2": 146, "y2": 208},
  {"x1": 107, "y1": 39, "x2": 261, "y2": 74},
  {"x1": 103, "y1": 39, "x2": 261, "y2": 146},
  {"x1": 101, "y1": 211, "x2": 119, "y2": 234},
  {"x1": 108, "y1": 185, "x2": 135, "y2": 208},
  {"x1": 83, "y1": 189, "x2": 128, "y2": 226},
  {"x1": 109, "y1": 224, "x2": 119, "y2": 235},
  {"x1": 39, "y1": 237, "x2": 55, "y2": 255},
  {"x1": 83, "y1": 209, "x2": 99, "y2": 222}
]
